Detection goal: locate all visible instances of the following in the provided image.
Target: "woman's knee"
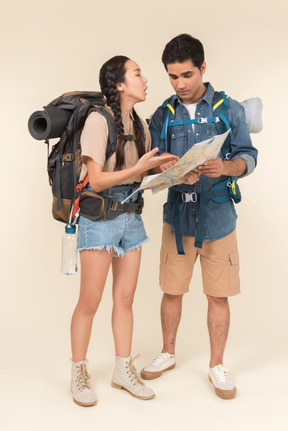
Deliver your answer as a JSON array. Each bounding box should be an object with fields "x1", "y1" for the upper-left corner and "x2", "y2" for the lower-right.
[
  {"x1": 77, "y1": 294, "x2": 103, "y2": 316},
  {"x1": 113, "y1": 289, "x2": 135, "y2": 309}
]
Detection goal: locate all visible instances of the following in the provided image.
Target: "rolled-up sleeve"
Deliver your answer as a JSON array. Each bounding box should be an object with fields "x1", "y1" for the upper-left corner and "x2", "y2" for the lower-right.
[{"x1": 229, "y1": 103, "x2": 258, "y2": 178}]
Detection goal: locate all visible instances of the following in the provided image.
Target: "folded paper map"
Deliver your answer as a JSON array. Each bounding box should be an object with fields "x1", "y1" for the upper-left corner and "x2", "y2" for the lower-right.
[{"x1": 121, "y1": 130, "x2": 230, "y2": 203}]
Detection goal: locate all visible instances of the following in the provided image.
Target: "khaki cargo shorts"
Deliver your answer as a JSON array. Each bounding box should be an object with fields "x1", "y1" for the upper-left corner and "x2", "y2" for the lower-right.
[{"x1": 159, "y1": 223, "x2": 240, "y2": 297}]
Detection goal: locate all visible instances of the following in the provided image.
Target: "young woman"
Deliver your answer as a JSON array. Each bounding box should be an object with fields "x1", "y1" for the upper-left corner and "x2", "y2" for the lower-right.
[{"x1": 70, "y1": 56, "x2": 177, "y2": 406}]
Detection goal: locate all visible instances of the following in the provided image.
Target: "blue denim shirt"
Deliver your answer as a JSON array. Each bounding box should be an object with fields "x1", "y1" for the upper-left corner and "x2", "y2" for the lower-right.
[{"x1": 149, "y1": 83, "x2": 258, "y2": 242}]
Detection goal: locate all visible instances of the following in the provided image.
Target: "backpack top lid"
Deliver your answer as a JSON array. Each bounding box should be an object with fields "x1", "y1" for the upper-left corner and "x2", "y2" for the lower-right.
[{"x1": 49, "y1": 91, "x2": 106, "y2": 111}]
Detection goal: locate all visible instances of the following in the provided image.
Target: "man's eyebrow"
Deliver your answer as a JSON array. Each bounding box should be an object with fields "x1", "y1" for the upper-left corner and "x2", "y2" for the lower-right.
[{"x1": 168, "y1": 70, "x2": 193, "y2": 77}]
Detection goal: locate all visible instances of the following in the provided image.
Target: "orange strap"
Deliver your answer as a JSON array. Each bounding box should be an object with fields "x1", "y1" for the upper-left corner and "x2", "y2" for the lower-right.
[{"x1": 72, "y1": 175, "x2": 89, "y2": 220}]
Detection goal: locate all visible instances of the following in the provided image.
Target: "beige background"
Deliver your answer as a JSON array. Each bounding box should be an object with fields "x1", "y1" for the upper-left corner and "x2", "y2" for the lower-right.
[{"x1": 1, "y1": 0, "x2": 287, "y2": 430}]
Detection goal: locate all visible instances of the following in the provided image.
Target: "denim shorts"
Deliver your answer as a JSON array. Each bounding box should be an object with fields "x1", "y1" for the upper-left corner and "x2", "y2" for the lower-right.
[{"x1": 78, "y1": 183, "x2": 148, "y2": 256}]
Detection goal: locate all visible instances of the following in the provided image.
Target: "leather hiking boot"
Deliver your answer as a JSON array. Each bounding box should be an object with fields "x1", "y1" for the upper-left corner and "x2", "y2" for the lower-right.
[
  {"x1": 141, "y1": 352, "x2": 176, "y2": 380},
  {"x1": 70, "y1": 359, "x2": 97, "y2": 407},
  {"x1": 111, "y1": 354, "x2": 155, "y2": 400},
  {"x1": 209, "y1": 364, "x2": 237, "y2": 400}
]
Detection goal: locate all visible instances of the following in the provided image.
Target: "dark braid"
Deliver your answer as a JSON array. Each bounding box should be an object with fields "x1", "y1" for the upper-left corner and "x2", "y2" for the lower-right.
[
  {"x1": 99, "y1": 56, "x2": 128, "y2": 171},
  {"x1": 132, "y1": 108, "x2": 146, "y2": 159}
]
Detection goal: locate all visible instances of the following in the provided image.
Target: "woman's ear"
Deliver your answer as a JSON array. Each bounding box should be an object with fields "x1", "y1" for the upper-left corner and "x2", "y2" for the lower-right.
[{"x1": 117, "y1": 83, "x2": 124, "y2": 92}]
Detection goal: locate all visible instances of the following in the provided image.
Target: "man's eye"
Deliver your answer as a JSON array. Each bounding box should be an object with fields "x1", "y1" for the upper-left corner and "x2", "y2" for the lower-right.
[{"x1": 183, "y1": 74, "x2": 192, "y2": 78}]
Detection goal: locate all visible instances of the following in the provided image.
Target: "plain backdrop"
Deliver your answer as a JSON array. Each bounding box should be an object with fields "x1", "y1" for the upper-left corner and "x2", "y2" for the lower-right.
[{"x1": 1, "y1": 0, "x2": 287, "y2": 430}]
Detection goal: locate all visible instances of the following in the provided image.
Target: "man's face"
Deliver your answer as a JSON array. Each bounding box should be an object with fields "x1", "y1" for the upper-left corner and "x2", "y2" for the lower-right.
[{"x1": 167, "y1": 59, "x2": 206, "y2": 104}]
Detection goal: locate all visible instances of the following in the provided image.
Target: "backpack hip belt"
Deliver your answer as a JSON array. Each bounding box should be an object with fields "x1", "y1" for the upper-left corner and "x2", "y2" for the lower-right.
[
  {"x1": 168, "y1": 177, "x2": 241, "y2": 254},
  {"x1": 79, "y1": 189, "x2": 144, "y2": 222}
]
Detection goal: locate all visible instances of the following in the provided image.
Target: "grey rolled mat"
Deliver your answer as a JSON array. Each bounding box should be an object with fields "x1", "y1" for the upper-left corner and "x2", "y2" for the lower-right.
[{"x1": 28, "y1": 105, "x2": 72, "y2": 140}]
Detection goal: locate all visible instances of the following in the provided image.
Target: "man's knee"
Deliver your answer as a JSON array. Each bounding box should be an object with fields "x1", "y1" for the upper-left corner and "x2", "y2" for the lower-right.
[
  {"x1": 163, "y1": 293, "x2": 183, "y2": 302},
  {"x1": 206, "y1": 295, "x2": 228, "y2": 306}
]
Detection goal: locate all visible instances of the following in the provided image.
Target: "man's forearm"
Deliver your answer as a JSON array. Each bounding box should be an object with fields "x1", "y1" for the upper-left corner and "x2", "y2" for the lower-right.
[{"x1": 222, "y1": 157, "x2": 247, "y2": 177}]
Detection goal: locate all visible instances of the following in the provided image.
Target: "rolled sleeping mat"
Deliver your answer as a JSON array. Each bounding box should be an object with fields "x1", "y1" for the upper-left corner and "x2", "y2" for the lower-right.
[
  {"x1": 28, "y1": 105, "x2": 72, "y2": 140},
  {"x1": 240, "y1": 97, "x2": 263, "y2": 133}
]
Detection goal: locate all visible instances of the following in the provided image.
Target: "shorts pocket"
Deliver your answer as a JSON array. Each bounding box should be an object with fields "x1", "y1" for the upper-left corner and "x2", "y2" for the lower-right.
[
  {"x1": 229, "y1": 249, "x2": 240, "y2": 291},
  {"x1": 160, "y1": 250, "x2": 192, "y2": 294}
]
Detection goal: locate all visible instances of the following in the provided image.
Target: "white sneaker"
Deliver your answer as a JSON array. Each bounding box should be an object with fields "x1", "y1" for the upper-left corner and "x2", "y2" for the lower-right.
[
  {"x1": 141, "y1": 352, "x2": 176, "y2": 380},
  {"x1": 70, "y1": 359, "x2": 97, "y2": 407},
  {"x1": 111, "y1": 354, "x2": 155, "y2": 400},
  {"x1": 209, "y1": 364, "x2": 237, "y2": 399}
]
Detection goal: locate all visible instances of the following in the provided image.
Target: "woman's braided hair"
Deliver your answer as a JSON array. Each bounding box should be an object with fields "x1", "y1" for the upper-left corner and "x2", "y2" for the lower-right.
[{"x1": 99, "y1": 56, "x2": 145, "y2": 171}]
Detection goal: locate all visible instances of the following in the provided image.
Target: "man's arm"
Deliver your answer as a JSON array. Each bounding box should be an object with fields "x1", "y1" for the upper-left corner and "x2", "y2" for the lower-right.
[
  {"x1": 198, "y1": 103, "x2": 258, "y2": 178},
  {"x1": 197, "y1": 157, "x2": 247, "y2": 177}
]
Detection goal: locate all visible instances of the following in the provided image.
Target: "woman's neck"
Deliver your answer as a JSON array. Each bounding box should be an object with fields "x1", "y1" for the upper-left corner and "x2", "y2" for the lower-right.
[{"x1": 120, "y1": 98, "x2": 134, "y2": 114}]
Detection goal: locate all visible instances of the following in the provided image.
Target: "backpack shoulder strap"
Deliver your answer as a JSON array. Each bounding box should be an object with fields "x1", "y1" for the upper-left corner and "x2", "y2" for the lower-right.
[
  {"x1": 160, "y1": 96, "x2": 178, "y2": 151},
  {"x1": 88, "y1": 105, "x2": 117, "y2": 160},
  {"x1": 213, "y1": 91, "x2": 232, "y2": 159}
]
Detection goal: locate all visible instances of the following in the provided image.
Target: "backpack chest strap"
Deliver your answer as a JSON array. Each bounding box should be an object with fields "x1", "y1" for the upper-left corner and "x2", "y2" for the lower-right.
[{"x1": 168, "y1": 117, "x2": 220, "y2": 127}]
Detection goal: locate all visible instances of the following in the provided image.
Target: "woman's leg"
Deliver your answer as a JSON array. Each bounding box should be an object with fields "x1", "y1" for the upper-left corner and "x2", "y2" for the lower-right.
[
  {"x1": 111, "y1": 247, "x2": 155, "y2": 400},
  {"x1": 111, "y1": 248, "x2": 142, "y2": 357},
  {"x1": 71, "y1": 248, "x2": 114, "y2": 362}
]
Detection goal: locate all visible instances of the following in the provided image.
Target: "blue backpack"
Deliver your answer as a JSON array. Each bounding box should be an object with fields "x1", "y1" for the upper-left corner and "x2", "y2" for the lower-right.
[{"x1": 159, "y1": 91, "x2": 246, "y2": 254}]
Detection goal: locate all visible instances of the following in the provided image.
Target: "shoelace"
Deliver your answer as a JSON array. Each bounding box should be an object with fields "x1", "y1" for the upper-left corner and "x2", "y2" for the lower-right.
[
  {"x1": 126, "y1": 354, "x2": 143, "y2": 386},
  {"x1": 152, "y1": 353, "x2": 172, "y2": 366},
  {"x1": 76, "y1": 363, "x2": 91, "y2": 390},
  {"x1": 212, "y1": 365, "x2": 231, "y2": 383}
]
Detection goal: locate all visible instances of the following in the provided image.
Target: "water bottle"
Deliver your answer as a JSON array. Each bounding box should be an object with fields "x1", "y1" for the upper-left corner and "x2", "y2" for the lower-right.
[{"x1": 61, "y1": 224, "x2": 78, "y2": 275}]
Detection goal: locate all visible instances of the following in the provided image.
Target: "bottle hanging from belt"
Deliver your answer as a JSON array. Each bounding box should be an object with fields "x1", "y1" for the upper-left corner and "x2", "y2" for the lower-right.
[{"x1": 61, "y1": 224, "x2": 78, "y2": 275}]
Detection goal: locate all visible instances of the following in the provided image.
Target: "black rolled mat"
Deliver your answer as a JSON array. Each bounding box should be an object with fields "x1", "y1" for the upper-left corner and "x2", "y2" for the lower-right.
[{"x1": 28, "y1": 105, "x2": 72, "y2": 140}]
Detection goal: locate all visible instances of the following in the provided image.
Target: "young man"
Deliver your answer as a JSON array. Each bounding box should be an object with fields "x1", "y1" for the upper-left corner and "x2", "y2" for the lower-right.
[{"x1": 141, "y1": 34, "x2": 258, "y2": 399}]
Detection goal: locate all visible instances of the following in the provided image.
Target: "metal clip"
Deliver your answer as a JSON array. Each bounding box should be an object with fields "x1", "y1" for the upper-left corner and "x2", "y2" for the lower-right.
[
  {"x1": 198, "y1": 117, "x2": 208, "y2": 124},
  {"x1": 182, "y1": 192, "x2": 197, "y2": 203}
]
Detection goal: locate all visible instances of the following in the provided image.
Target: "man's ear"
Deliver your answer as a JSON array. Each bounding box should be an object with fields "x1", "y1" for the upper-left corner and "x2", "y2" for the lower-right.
[{"x1": 200, "y1": 61, "x2": 207, "y2": 75}]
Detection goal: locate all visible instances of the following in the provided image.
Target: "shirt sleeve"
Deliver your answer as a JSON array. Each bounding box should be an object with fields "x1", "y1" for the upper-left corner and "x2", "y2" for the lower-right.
[
  {"x1": 80, "y1": 111, "x2": 108, "y2": 166},
  {"x1": 141, "y1": 118, "x2": 151, "y2": 152},
  {"x1": 228, "y1": 102, "x2": 258, "y2": 178},
  {"x1": 149, "y1": 107, "x2": 166, "y2": 154}
]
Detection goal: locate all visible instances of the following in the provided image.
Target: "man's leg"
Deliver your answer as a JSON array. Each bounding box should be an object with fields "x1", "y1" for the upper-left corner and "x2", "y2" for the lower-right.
[
  {"x1": 161, "y1": 293, "x2": 183, "y2": 355},
  {"x1": 141, "y1": 223, "x2": 196, "y2": 380},
  {"x1": 200, "y1": 230, "x2": 240, "y2": 399},
  {"x1": 206, "y1": 295, "x2": 230, "y2": 368}
]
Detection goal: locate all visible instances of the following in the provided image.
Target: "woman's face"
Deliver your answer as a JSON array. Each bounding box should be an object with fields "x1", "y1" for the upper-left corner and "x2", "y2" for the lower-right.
[{"x1": 117, "y1": 60, "x2": 148, "y2": 107}]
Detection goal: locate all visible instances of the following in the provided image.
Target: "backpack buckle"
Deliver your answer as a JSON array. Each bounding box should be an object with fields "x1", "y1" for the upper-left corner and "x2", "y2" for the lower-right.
[
  {"x1": 182, "y1": 192, "x2": 197, "y2": 203},
  {"x1": 62, "y1": 153, "x2": 74, "y2": 162},
  {"x1": 109, "y1": 199, "x2": 119, "y2": 211},
  {"x1": 197, "y1": 117, "x2": 207, "y2": 124}
]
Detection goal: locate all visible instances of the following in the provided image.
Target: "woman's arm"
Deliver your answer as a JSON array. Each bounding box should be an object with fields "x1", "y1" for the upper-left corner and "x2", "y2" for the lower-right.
[{"x1": 87, "y1": 148, "x2": 178, "y2": 192}]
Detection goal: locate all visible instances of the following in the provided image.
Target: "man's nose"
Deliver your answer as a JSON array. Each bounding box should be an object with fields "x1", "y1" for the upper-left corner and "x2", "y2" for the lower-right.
[{"x1": 177, "y1": 77, "x2": 185, "y2": 89}]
